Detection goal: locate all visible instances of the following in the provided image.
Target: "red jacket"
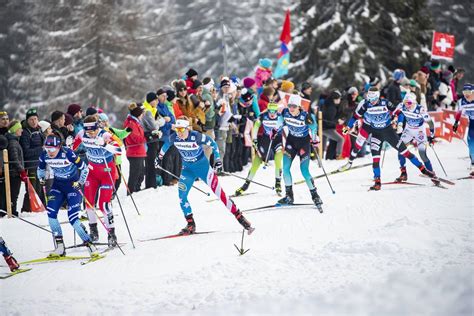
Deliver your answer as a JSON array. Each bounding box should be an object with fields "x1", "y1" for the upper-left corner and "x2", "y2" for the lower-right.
[
  {"x1": 186, "y1": 78, "x2": 197, "y2": 95},
  {"x1": 123, "y1": 115, "x2": 146, "y2": 158},
  {"x1": 258, "y1": 94, "x2": 270, "y2": 113}
]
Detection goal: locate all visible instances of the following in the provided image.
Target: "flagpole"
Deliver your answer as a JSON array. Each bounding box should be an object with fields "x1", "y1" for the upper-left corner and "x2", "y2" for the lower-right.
[{"x1": 221, "y1": 19, "x2": 228, "y2": 76}]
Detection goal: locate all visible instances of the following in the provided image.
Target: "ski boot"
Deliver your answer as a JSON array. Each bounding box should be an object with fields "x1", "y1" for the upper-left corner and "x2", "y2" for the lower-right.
[
  {"x1": 4, "y1": 255, "x2": 19, "y2": 272},
  {"x1": 107, "y1": 228, "x2": 118, "y2": 248},
  {"x1": 419, "y1": 166, "x2": 440, "y2": 185},
  {"x1": 275, "y1": 178, "x2": 282, "y2": 196},
  {"x1": 278, "y1": 186, "x2": 294, "y2": 205},
  {"x1": 89, "y1": 223, "x2": 99, "y2": 242},
  {"x1": 234, "y1": 210, "x2": 255, "y2": 235},
  {"x1": 49, "y1": 236, "x2": 66, "y2": 257},
  {"x1": 369, "y1": 177, "x2": 382, "y2": 191},
  {"x1": 338, "y1": 161, "x2": 353, "y2": 172},
  {"x1": 395, "y1": 167, "x2": 408, "y2": 182},
  {"x1": 85, "y1": 242, "x2": 99, "y2": 257},
  {"x1": 310, "y1": 189, "x2": 323, "y2": 213},
  {"x1": 179, "y1": 214, "x2": 196, "y2": 235},
  {"x1": 235, "y1": 180, "x2": 250, "y2": 196}
]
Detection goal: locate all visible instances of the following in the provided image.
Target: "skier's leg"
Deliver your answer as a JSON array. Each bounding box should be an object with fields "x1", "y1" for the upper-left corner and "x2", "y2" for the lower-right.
[
  {"x1": 178, "y1": 166, "x2": 196, "y2": 216},
  {"x1": 202, "y1": 161, "x2": 238, "y2": 215},
  {"x1": 47, "y1": 186, "x2": 65, "y2": 238},
  {"x1": 468, "y1": 126, "x2": 474, "y2": 165},
  {"x1": 418, "y1": 142, "x2": 433, "y2": 171},
  {"x1": 84, "y1": 169, "x2": 99, "y2": 225},
  {"x1": 67, "y1": 186, "x2": 91, "y2": 243},
  {"x1": 299, "y1": 143, "x2": 315, "y2": 190},
  {"x1": 370, "y1": 134, "x2": 383, "y2": 179}
]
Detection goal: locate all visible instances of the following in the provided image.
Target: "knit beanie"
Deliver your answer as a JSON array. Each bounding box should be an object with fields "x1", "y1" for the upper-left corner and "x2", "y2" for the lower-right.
[
  {"x1": 243, "y1": 77, "x2": 256, "y2": 89},
  {"x1": 129, "y1": 103, "x2": 144, "y2": 118},
  {"x1": 146, "y1": 92, "x2": 158, "y2": 103},
  {"x1": 38, "y1": 120, "x2": 51, "y2": 133},
  {"x1": 281, "y1": 80, "x2": 295, "y2": 92},
  {"x1": 8, "y1": 120, "x2": 22, "y2": 134},
  {"x1": 26, "y1": 108, "x2": 38, "y2": 120},
  {"x1": 67, "y1": 104, "x2": 82, "y2": 116}
]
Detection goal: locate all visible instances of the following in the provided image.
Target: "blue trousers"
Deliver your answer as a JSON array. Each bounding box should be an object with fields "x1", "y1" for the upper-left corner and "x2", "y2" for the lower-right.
[
  {"x1": 468, "y1": 122, "x2": 474, "y2": 165},
  {"x1": 46, "y1": 181, "x2": 90, "y2": 242}
]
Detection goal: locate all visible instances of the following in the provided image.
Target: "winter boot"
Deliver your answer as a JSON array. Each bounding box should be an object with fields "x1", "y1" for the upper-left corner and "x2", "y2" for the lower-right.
[
  {"x1": 179, "y1": 214, "x2": 196, "y2": 235},
  {"x1": 275, "y1": 178, "x2": 282, "y2": 196},
  {"x1": 278, "y1": 186, "x2": 294, "y2": 205},
  {"x1": 107, "y1": 228, "x2": 118, "y2": 248},
  {"x1": 4, "y1": 255, "x2": 19, "y2": 272},
  {"x1": 310, "y1": 189, "x2": 323, "y2": 207},
  {"x1": 49, "y1": 236, "x2": 66, "y2": 257},
  {"x1": 369, "y1": 177, "x2": 382, "y2": 191},
  {"x1": 85, "y1": 242, "x2": 99, "y2": 257},
  {"x1": 89, "y1": 223, "x2": 99, "y2": 242},
  {"x1": 338, "y1": 161, "x2": 353, "y2": 172},
  {"x1": 234, "y1": 210, "x2": 254, "y2": 234},
  {"x1": 235, "y1": 180, "x2": 250, "y2": 196},
  {"x1": 395, "y1": 167, "x2": 408, "y2": 182}
]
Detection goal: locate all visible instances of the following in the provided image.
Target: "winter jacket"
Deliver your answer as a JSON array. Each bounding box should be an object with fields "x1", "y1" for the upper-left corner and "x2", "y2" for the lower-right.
[
  {"x1": 123, "y1": 115, "x2": 146, "y2": 158},
  {"x1": 51, "y1": 123, "x2": 68, "y2": 144},
  {"x1": 255, "y1": 67, "x2": 272, "y2": 89},
  {"x1": 73, "y1": 117, "x2": 83, "y2": 136},
  {"x1": 387, "y1": 81, "x2": 402, "y2": 105},
  {"x1": 6, "y1": 133, "x2": 24, "y2": 176},
  {"x1": 202, "y1": 88, "x2": 216, "y2": 131},
  {"x1": 157, "y1": 102, "x2": 175, "y2": 139},
  {"x1": 142, "y1": 100, "x2": 158, "y2": 134},
  {"x1": 322, "y1": 100, "x2": 342, "y2": 130},
  {"x1": 258, "y1": 94, "x2": 271, "y2": 113},
  {"x1": 439, "y1": 81, "x2": 454, "y2": 108},
  {"x1": 19, "y1": 123, "x2": 44, "y2": 169},
  {"x1": 185, "y1": 77, "x2": 197, "y2": 95}
]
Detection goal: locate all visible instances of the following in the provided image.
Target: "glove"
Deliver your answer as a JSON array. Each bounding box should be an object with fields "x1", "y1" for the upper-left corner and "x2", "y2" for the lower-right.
[
  {"x1": 95, "y1": 137, "x2": 105, "y2": 146},
  {"x1": 214, "y1": 159, "x2": 223, "y2": 173},
  {"x1": 39, "y1": 178, "x2": 46, "y2": 186},
  {"x1": 20, "y1": 170, "x2": 28, "y2": 183},
  {"x1": 156, "y1": 117, "x2": 166, "y2": 128},
  {"x1": 151, "y1": 130, "x2": 162, "y2": 138},
  {"x1": 270, "y1": 128, "x2": 279, "y2": 140},
  {"x1": 125, "y1": 127, "x2": 132, "y2": 133},
  {"x1": 453, "y1": 121, "x2": 459, "y2": 133},
  {"x1": 65, "y1": 136, "x2": 74, "y2": 147},
  {"x1": 342, "y1": 126, "x2": 350, "y2": 135},
  {"x1": 78, "y1": 168, "x2": 89, "y2": 185},
  {"x1": 252, "y1": 138, "x2": 258, "y2": 148},
  {"x1": 72, "y1": 182, "x2": 81, "y2": 189},
  {"x1": 396, "y1": 123, "x2": 404, "y2": 134},
  {"x1": 310, "y1": 136, "x2": 320, "y2": 147},
  {"x1": 427, "y1": 135, "x2": 435, "y2": 145}
]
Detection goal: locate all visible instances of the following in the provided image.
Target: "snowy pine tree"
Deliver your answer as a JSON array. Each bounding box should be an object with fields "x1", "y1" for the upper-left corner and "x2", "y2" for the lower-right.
[{"x1": 291, "y1": 0, "x2": 433, "y2": 90}]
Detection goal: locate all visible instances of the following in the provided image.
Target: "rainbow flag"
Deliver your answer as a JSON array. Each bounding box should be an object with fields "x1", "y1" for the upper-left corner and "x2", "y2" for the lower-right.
[{"x1": 273, "y1": 10, "x2": 291, "y2": 79}]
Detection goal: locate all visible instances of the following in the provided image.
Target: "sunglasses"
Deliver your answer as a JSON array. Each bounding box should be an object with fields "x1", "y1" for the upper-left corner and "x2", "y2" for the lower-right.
[
  {"x1": 175, "y1": 127, "x2": 187, "y2": 133},
  {"x1": 45, "y1": 147, "x2": 59, "y2": 152},
  {"x1": 268, "y1": 110, "x2": 278, "y2": 114},
  {"x1": 462, "y1": 90, "x2": 473, "y2": 94},
  {"x1": 404, "y1": 100, "x2": 414, "y2": 106}
]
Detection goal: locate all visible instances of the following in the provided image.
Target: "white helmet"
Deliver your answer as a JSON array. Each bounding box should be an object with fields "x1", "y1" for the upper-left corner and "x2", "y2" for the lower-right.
[
  {"x1": 288, "y1": 94, "x2": 302, "y2": 107},
  {"x1": 175, "y1": 119, "x2": 190, "y2": 129}
]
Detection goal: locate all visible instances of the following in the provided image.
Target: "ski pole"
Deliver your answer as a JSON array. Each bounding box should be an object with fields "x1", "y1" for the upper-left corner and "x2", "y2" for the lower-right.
[
  {"x1": 381, "y1": 143, "x2": 387, "y2": 168},
  {"x1": 262, "y1": 137, "x2": 274, "y2": 170},
  {"x1": 102, "y1": 155, "x2": 135, "y2": 249},
  {"x1": 430, "y1": 144, "x2": 448, "y2": 177},
  {"x1": 0, "y1": 210, "x2": 52, "y2": 234},
  {"x1": 221, "y1": 172, "x2": 275, "y2": 190},
  {"x1": 155, "y1": 164, "x2": 210, "y2": 196},
  {"x1": 314, "y1": 150, "x2": 336, "y2": 194},
  {"x1": 116, "y1": 166, "x2": 141, "y2": 215},
  {"x1": 78, "y1": 189, "x2": 126, "y2": 256}
]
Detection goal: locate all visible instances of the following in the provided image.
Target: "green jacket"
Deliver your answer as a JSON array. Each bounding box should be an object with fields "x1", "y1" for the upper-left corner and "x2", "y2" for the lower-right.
[{"x1": 202, "y1": 88, "x2": 215, "y2": 130}]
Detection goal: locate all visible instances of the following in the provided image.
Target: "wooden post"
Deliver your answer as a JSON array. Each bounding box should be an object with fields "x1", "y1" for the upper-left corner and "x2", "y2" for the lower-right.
[
  {"x1": 318, "y1": 111, "x2": 323, "y2": 158},
  {"x1": 3, "y1": 149, "x2": 12, "y2": 218}
]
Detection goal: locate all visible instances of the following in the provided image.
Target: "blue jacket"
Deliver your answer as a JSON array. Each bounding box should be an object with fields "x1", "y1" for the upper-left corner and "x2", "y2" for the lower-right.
[{"x1": 157, "y1": 102, "x2": 175, "y2": 139}]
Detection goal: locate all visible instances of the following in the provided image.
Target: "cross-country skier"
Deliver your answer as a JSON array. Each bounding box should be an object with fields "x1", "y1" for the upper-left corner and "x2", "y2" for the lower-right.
[
  {"x1": 73, "y1": 116, "x2": 121, "y2": 247},
  {"x1": 453, "y1": 83, "x2": 474, "y2": 176},
  {"x1": 38, "y1": 134, "x2": 98, "y2": 257},
  {"x1": 170, "y1": 117, "x2": 254, "y2": 235},
  {"x1": 277, "y1": 94, "x2": 322, "y2": 208},
  {"x1": 394, "y1": 92, "x2": 436, "y2": 181},
  {"x1": 0, "y1": 237, "x2": 20, "y2": 271},
  {"x1": 340, "y1": 87, "x2": 437, "y2": 190},
  {"x1": 235, "y1": 102, "x2": 284, "y2": 196}
]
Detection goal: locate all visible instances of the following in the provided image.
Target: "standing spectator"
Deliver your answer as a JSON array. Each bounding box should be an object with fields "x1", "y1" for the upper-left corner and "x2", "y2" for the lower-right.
[
  {"x1": 19, "y1": 108, "x2": 45, "y2": 212},
  {"x1": 0, "y1": 135, "x2": 8, "y2": 215},
  {"x1": 185, "y1": 68, "x2": 199, "y2": 95},
  {"x1": 156, "y1": 88, "x2": 177, "y2": 186},
  {"x1": 453, "y1": 68, "x2": 465, "y2": 97},
  {"x1": 322, "y1": 90, "x2": 345, "y2": 160},
  {"x1": 66, "y1": 103, "x2": 83, "y2": 136},
  {"x1": 142, "y1": 92, "x2": 161, "y2": 189},
  {"x1": 51, "y1": 110, "x2": 68, "y2": 143},
  {"x1": 387, "y1": 69, "x2": 405, "y2": 105},
  {"x1": 300, "y1": 82, "x2": 313, "y2": 101},
  {"x1": 438, "y1": 70, "x2": 454, "y2": 109},
  {"x1": 188, "y1": 81, "x2": 206, "y2": 132},
  {"x1": 6, "y1": 120, "x2": 27, "y2": 216},
  {"x1": 243, "y1": 77, "x2": 261, "y2": 117},
  {"x1": 255, "y1": 58, "x2": 273, "y2": 94},
  {"x1": 38, "y1": 120, "x2": 54, "y2": 195},
  {"x1": 38, "y1": 120, "x2": 52, "y2": 136},
  {"x1": 215, "y1": 77, "x2": 234, "y2": 162},
  {"x1": 427, "y1": 60, "x2": 442, "y2": 110},
  {"x1": 0, "y1": 111, "x2": 9, "y2": 135},
  {"x1": 258, "y1": 86, "x2": 275, "y2": 113},
  {"x1": 124, "y1": 103, "x2": 146, "y2": 193},
  {"x1": 202, "y1": 78, "x2": 216, "y2": 159}
]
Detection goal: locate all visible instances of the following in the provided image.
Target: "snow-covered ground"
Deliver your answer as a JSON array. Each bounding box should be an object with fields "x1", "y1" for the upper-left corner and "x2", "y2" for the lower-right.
[{"x1": 1, "y1": 139, "x2": 473, "y2": 315}]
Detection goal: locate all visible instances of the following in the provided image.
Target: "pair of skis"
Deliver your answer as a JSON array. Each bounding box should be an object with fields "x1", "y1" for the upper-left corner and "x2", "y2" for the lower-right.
[
  {"x1": 294, "y1": 162, "x2": 372, "y2": 185},
  {"x1": 19, "y1": 253, "x2": 106, "y2": 267}
]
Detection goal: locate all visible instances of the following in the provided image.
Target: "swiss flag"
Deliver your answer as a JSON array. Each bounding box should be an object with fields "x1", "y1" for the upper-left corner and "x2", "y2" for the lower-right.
[{"x1": 431, "y1": 31, "x2": 455, "y2": 60}]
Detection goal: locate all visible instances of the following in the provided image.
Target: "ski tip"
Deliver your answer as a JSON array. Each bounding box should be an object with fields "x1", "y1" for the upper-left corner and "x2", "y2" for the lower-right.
[{"x1": 247, "y1": 227, "x2": 256, "y2": 235}]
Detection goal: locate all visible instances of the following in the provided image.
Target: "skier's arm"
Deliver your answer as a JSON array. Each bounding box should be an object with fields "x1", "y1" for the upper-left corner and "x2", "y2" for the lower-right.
[
  {"x1": 306, "y1": 113, "x2": 318, "y2": 139},
  {"x1": 251, "y1": 117, "x2": 262, "y2": 139},
  {"x1": 37, "y1": 152, "x2": 47, "y2": 181},
  {"x1": 199, "y1": 133, "x2": 220, "y2": 160},
  {"x1": 66, "y1": 148, "x2": 89, "y2": 184},
  {"x1": 348, "y1": 100, "x2": 366, "y2": 128}
]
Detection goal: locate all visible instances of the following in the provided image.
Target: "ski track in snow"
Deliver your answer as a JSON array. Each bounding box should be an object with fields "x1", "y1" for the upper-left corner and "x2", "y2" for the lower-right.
[{"x1": 1, "y1": 140, "x2": 473, "y2": 315}]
